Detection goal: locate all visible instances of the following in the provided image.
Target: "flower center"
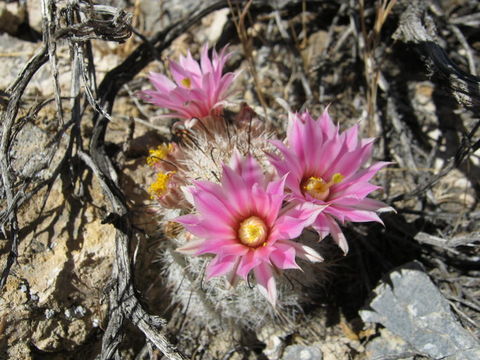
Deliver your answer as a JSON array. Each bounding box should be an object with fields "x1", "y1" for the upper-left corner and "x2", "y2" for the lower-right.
[
  {"x1": 180, "y1": 77, "x2": 192, "y2": 88},
  {"x1": 302, "y1": 173, "x2": 344, "y2": 201},
  {"x1": 146, "y1": 143, "x2": 173, "y2": 167},
  {"x1": 149, "y1": 171, "x2": 175, "y2": 198},
  {"x1": 238, "y1": 216, "x2": 268, "y2": 248}
]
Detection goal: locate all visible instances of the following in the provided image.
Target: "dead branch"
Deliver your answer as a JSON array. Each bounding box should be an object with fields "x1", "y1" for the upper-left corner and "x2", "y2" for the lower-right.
[
  {"x1": 0, "y1": 46, "x2": 48, "y2": 289},
  {"x1": 55, "y1": 3, "x2": 133, "y2": 42},
  {"x1": 390, "y1": 1, "x2": 480, "y2": 202},
  {"x1": 393, "y1": 1, "x2": 480, "y2": 110}
]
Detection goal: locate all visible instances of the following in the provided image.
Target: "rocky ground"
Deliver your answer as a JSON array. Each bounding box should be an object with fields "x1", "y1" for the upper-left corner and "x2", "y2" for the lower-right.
[{"x1": 0, "y1": 0, "x2": 479, "y2": 359}]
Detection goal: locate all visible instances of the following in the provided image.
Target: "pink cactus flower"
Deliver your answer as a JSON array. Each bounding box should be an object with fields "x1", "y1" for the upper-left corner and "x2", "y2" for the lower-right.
[
  {"x1": 269, "y1": 110, "x2": 392, "y2": 254},
  {"x1": 175, "y1": 154, "x2": 326, "y2": 306},
  {"x1": 141, "y1": 45, "x2": 236, "y2": 119}
]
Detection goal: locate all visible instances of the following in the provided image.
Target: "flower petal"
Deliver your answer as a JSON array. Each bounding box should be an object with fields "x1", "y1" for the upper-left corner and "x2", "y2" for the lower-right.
[
  {"x1": 221, "y1": 165, "x2": 250, "y2": 216},
  {"x1": 283, "y1": 240, "x2": 324, "y2": 262},
  {"x1": 273, "y1": 203, "x2": 328, "y2": 240},
  {"x1": 254, "y1": 262, "x2": 277, "y2": 306},
  {"x1": 206, "y1": 254, "x2": 237, "y2": 279},
  {"x1": 325, "y1": 215, "x2": 349, "y2": 254},
  {"x1": 140, "y1": 45, "x2": 235, "y2": 119},
  {"x1": 269, "y1": 243, "x2": 300, "y2": 270},
  {"x1": 237, "y1": 250, "x2": 259, "y2": 279}
]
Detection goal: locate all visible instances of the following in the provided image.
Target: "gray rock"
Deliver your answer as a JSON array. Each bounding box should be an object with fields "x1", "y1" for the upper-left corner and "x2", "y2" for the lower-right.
[
  {"x1": 365, "y1": 328, "x2": 416, "y2": 360},
  {"x1": 10, "y1": 122, "x2": 49, "y2": 180},
  {"x1": 282, "y1": 345, "x2": 323, "y2": 360},
  {"x1": 0, "y1": 2, "x2": 26, "y2": 34},
  {"x1": 44, "y1": 308, "x2": 56, "y2": 319},
  {"x1": 73, "y1": 305, "x2": 87, "y2": 318},
  {"x1": 140, "y1": 0, "x2": 199, "y2": 35},
  {"x1": 360, "y1": 261, "x2": 480, "y2": 360},
  {"x1": 26, "y1": 0, "x2": 42, "y2": 33}
]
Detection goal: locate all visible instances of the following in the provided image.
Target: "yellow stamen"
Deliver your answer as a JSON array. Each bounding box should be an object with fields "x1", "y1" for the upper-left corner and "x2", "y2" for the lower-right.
[
  {"x1": 332, "y1": 173, "x2": 345, "y2": 184},
  {"x1": 146, "y1": 144, "x2": 173, "y2": 167},
  {"x1": 302, "y1": 173, "x2": 344, "y2": 201},
  {"x1": 149, "y1": 172, "x2": 175, "y2": 198},
  {"x1": 180, "y1": 77, "x2": 192, "y2": 88},
  {"x1": 238, "y1": 216, "x2": 268, "y2": 248}
]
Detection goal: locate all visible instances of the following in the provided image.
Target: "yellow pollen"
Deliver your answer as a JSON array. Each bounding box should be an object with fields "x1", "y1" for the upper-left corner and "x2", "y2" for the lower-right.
[
  {"x1": 332, "y1": 173, "x2": 345, "y2": 184},
  {"x1": 180, "y1": 77, "x2": 192, "y2": 88},
  {"x1": 149, "y1": 172, "x2": 175, "y2": 198},
  {"x1": 302, "y1": 173, "x2": 344, "y2": 201},
  {"x1": 146, "y1": 144, "x2": 173, "y2": 167},
  {"x1": 238, "y1": 216, "x2": 268, "y2": 248}
]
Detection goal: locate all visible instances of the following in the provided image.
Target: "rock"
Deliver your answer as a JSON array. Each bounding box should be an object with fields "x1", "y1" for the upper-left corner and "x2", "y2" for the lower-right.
[
  {"x1": 360, "y1": 261, "x2": 480, "y2": 360},
  {"x1": 0, "y1": 2, "x2": 26, "y2": 34},
  {"x1": 0, "y1": 33, "x2": 70, "y2": 96},
  {"x1": 195, "y1": 8, "x2": 230, "y2": 45},
  {"x1": 365, "y1": 328, "x2": 415, "y2": 360},
  {"x1": 0, "y1": 174, "x2": 115, "y2": 359},
  {"x1": 139, "y1": 0, "x2": 199, "y2": 35},
  {"x1": 26, "y1": 0, "x2": 42, "y2": 33},
  {"x1": 318, "y1": 337, "x2": 356, "y2": 360},
  {"x1": 301, "y1": 30, "x2": 329, "y2": 69},
  {"x1": 282, "y1": 345, "x2": 323, "y2": 360},
  {"x1": 257, "y1": 325, "x2": 289, "y2": 359},
  {"x1": 0, "y1": 34, "x2": 38, "y2": 90}
]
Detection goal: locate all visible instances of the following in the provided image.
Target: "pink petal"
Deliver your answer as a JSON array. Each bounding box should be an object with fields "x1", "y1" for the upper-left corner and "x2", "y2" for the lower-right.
[
  {"x1": 270, "y1": 140, "x2": 304, "y2": 179},
  {"x1": 312, "y1": 213, "x2": 331, "y2": 240},
  {"x1": 175, "y1": 214, "x2": 234, "y2": 240},
  {"x1": 194, "y1": 238, "x2": 239, "y2": 256},
  {"x1": 175, "y1": 213, "x2": 200, "y2": 226},
  {"x1": 219, "y1": 242, "x2": 249, "y2": 256},
  {"x1": 201, "y1": 71, "x2": 216, "y2": 109},
  {"x1": 327, "y1": 206, "x2": 383, "y2": 224},
  {"x1": 169, "y1": 60, "x2": 193, "y2": 87},
  {"x1": 192, "y1": 186, "x2": 235, "y2": 225},
  {"x1": 333, "y1": 161, "x2": 390, "y2": 193},
  {"x1": 216, "y1": 72, "x2": 236, "y2": 99},
  {"x1": 303, "y1": 112, "x2": 325, "y2": 172},
  {"x1": 200, "y1": 44, "x2": 213, "y2": 74},
  {"x1": 180, "y1": 50, "x2": 201, "y2": 75},
  {"x1": 226, "y1": 257, "x2": 241, "y2": 287},
  {"x1": 273, "y1": 203, "x2": 328, "y2": 240},
  {"x1": 287, "y1": 113, "x2": 307, "y2": 164},
  {"x1": 206, "y1": 254, "x2": 237, "y2": 279},
  {"x1": 325, "y1": 216, "x2": 349, "y2": 254},
  {"x1": 230, "y1": 153, "x2": 264, "y2": 188},
  {"x1": 176, "y1": 239, "x2": 205, "y2": 255},
  {"x1": 325, "y1": 142, "x2": 373, "y2": 180},
  {"x1": 221, "y1": 165, "x2": 250, "y2": 216},
  {"x1": 343, "y1": 124, "x2": 359, "y2": 150},
  {"x1": 251, "y1": 183, "x2": 272, "y2": 223},
  {"x1": 283, "y1": 239, "x2": 324, "y2": 262},
  {"x1": 269, "y1": 243, "x2": 300, "y2": 270},
  {"x1": 237, "y1": 250, "x2": 260, "y2": 279},
  {"x1": 312, "y1": 133, "x2": 343, "y2": 176},
  {"x1": 318, "y1": 108, "x2": 336, "y2": 138},
  {"x1": 148, "y1": 72, "x2": 176, "y2": 92},
  {"x1": 263, "y1": 176, "x2": 287, "y2": 226},
  {"x1": 330, "y1": 183, "x2": 382, "y2": 202},
  {"x1": 254, "y1": 262, "x2": 277, "y2": 306},
  {"x1": 353, "y1": 198, "x2": 394, "y2": 213}
]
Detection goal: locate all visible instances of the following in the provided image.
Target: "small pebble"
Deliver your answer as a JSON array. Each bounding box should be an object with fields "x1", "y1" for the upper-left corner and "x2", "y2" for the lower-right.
[
  {"x1": 45, "y1": 309, "x2": 55, "y2": 319},
  {"x1": 64, "y1": 309, "x2": 72, "y2": 320},
  {"x1": 74, "y1": 305, "x2": 87, "y2": 318},
  {"x1": 282, "y1": 345, "x2": 323, "y2": 360}
]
